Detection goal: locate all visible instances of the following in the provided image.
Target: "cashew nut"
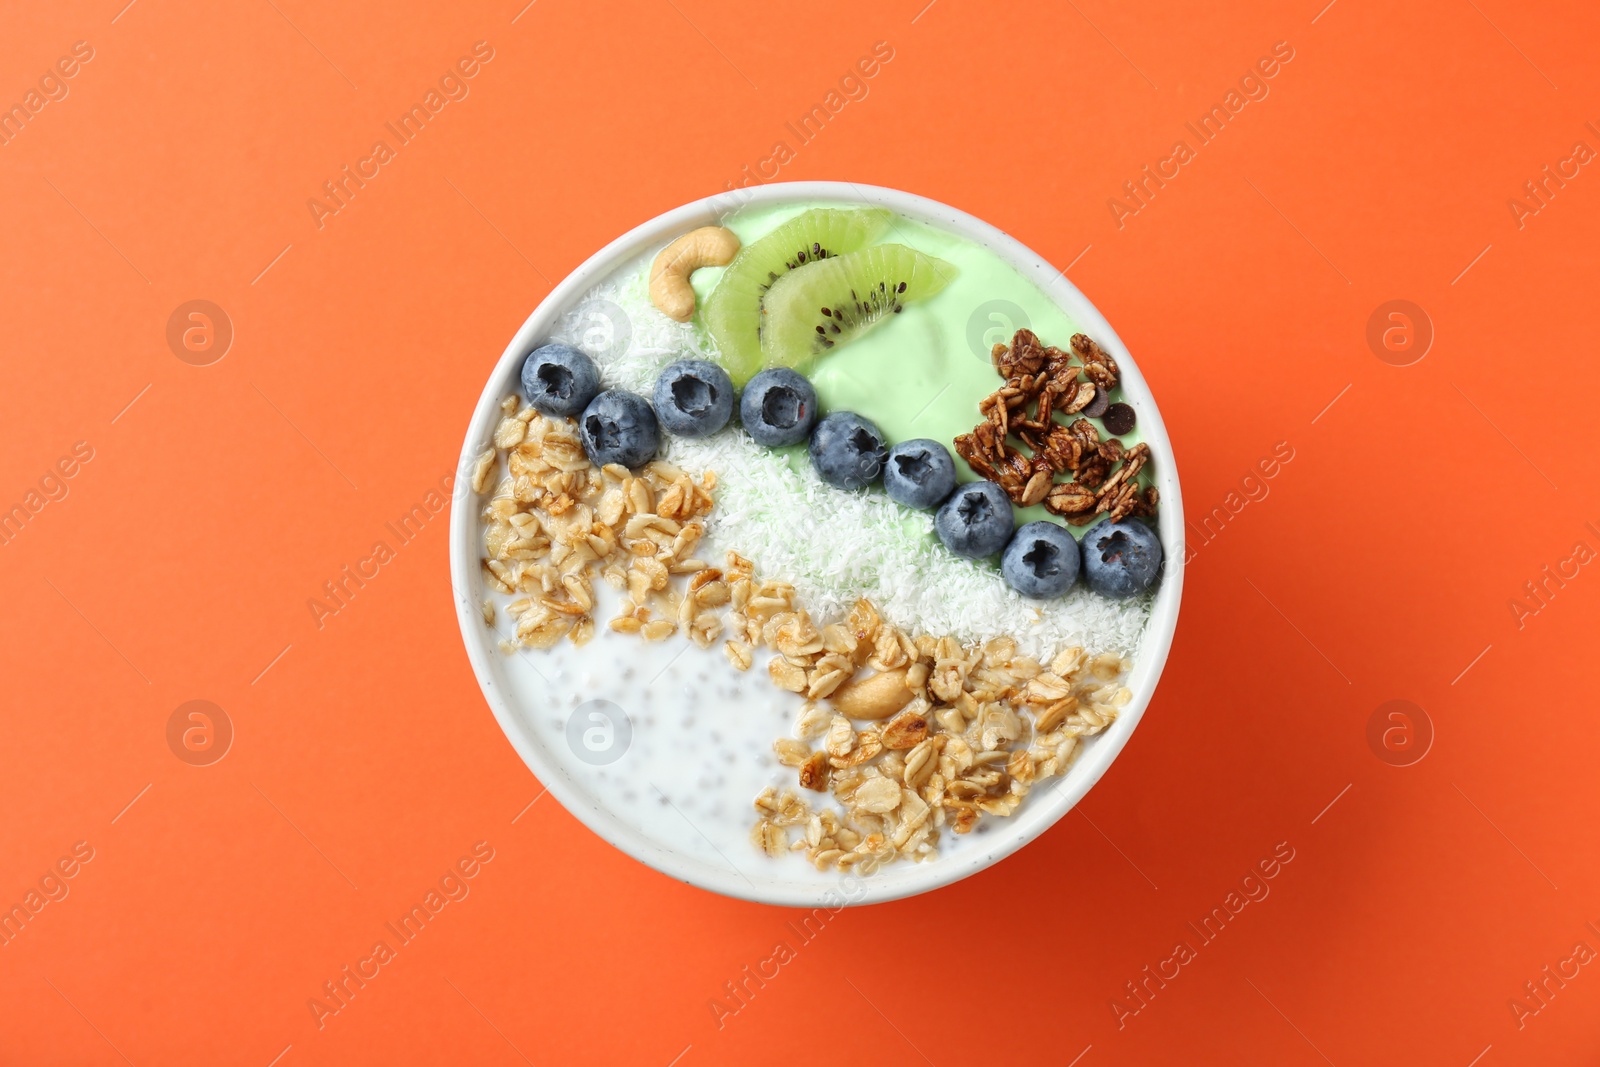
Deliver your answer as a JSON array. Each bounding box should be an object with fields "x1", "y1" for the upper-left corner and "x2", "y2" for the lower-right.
[
  {"x1": 826, "y1": 666, "x2": 913, "y2": 720},
  {"x1": 649, "y1": 226, "x2": 740, "y2": 322}
]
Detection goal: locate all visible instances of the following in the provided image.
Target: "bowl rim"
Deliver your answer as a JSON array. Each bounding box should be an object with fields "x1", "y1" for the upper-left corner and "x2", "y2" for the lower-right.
[{"x1": 448, "y1": 180, "x2": 1184, "y2": 908}]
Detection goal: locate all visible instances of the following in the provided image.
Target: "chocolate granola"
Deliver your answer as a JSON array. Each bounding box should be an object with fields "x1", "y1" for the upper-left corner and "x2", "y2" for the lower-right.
[{"x1": 954, "y1": 329, "x2": 1157, "y2": 526}]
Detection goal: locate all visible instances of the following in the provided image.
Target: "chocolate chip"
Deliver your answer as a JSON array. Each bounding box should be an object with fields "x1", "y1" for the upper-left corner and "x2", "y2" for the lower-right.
[
  {"x1": 1101, "y1": 402, "x2": 1136, "y2": 437},
  {"x1": 1083, "y1": 385, "x2": 1111, "y2": 419}
]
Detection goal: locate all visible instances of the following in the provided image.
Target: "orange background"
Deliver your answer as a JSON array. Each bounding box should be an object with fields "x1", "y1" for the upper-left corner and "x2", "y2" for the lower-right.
[{"x1": 3, "y1": 0, "x2": 1599, "y2": 1063}]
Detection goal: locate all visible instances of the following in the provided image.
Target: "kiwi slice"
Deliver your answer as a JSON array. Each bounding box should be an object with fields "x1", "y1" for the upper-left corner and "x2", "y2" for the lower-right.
[
  {"x1": 759, "y1": 244, "x2": 955, "y2": 367},
  {"x1": 702, "y1": 207, "x2": 891, "y2": 383}
]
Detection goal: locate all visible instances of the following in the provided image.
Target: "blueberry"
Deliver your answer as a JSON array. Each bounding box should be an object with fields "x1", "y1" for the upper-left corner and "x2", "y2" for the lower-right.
[
  {"x1": 1081, "y1": 519, "x2": 1163, "y2": 598},
  {"x1": 653, "y1": 359, "x2": 734, "y2": 438},
  {"x1": 521, "y1": 343, "x2": 600, "y2": 417},
  {"x1": 740, "y1": 368, "x2": 818, "y2": 447},
  {"x1": 1001, "y1": 521, "x2": 1081, "y2": 598},
  {"x1": 809, "y1": 412, "x2": 888, "y2": 490},
  {"x1": 579, "y1": 390, "x2": 660, "y2": 469},
  {"x1": 883, "y1": 438, "x2": 957, "y2": 510},
  {"x1": 935, "y1": 480, "x2": 1014, "y2": 559}
]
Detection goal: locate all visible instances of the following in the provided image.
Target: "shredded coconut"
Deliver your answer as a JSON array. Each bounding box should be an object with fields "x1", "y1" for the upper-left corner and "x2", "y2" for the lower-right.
[{"x1": 548, "y1": 251, "x2": 1154, "y2": 661}]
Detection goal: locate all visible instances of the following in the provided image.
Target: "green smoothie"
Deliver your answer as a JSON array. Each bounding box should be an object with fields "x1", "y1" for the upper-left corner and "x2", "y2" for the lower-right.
[{"x1": 685, "y1": 200, "x2": 1145, "y2": 532}]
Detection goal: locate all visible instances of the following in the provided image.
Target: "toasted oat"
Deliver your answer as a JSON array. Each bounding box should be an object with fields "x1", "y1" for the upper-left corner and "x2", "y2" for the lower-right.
[
  {"x1": 794, "y1": 703, "x2": 831, "y2": 741},
  {"x1": 905, "y1": 661, "x2": 930, "y2": 692},
  {"x1": 689, "y1": 612, "x2": 721, "y2": 648},
  {"x1": 903, "y1": 737, "x2": 941, "y2": 788},
  {"x1": 882, "y1": 707, "x2": 930, "y2": 750},
  {"x1": 471, "y1": 448, "x2": 497, "y2": 494},
  {"x1": 773, "y1": 737, "x2": 810, "y2": 767},
  {"x1": 768, "y1": 656, "x2": 808, "y2": 693},
  {"x1": 751, "y1": 820, "x2": 787, "y2": 857},
  {"x1": 824, "y1": 715, "x2": 856, "y2": 759},
  {"x1": 807, "y1": 667, "x2": 849, "y2": 700},
  {"x1": 641, "y1": 619, "x2": 676, "y2": 642},
  {"x1": 829, "y1": 730, "x2": 883, "y2": 769},
  {"x1": 797, "y1": 751, "x2": 830, "y2": 792},
  {"x1": 694, "y1": 580, "x2": 730, "y2": 608},
  {"x1": 517, "y1": 610, "x2": 570, "y2": 649},
  {"x1": 1034, "y1": 697, "x2": 1076, "y2": 734},
  {"x1": 1090, "y1": 652, "x2": 1126, "y2": 680},
  {"x1": 853, "y1": 777, "x2": 901, "y2": 814},
  {"x1": 724, "y1": 639, "x2": 753, "y2": 671}
]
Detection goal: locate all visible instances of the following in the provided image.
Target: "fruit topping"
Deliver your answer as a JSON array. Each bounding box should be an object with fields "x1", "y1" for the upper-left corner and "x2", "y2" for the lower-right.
[
  {"x1": 521, "y1": 343, "x2": 600, "y2": 418},
  {"x1": 759, "y1": 244, "x2": 954, "y2": 369},
  {"x1": 653, "y1": 359, "x2": 734, "y2": 438},
  {"x1": 1001, "y1": 521, "x2": 1081, "y2": 599},
  {"x1": 1101, "y1": 402, "x2": 1136, "y2": 436},
  {"x1": 934, "y1": 480, "x2": 1014, "y2": 559},
  {"x1": 739, "y1": 368, "x2": 818, "y2": 447},
  {"x1": 649, "y1": 226, "x2": 741, "y2": 323},
  {"x1": 882, "y1": 438, "x2": 957, "y2": 510},
  {"x1": 809, "y1": 412, "x2": 888, "y2": 491},
  {"x1": 579, "y1": 389, "x2": 660, "y2": 469},
  {"x1": 703, "y1": 207, "x2": 891, "y2": 383},
  {"x1": 1081, "y1": 519, "x2": 1162, "y2": 599}
]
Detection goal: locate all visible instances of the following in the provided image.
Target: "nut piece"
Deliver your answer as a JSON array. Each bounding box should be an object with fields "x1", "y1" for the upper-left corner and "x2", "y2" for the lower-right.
[
  {"x1": 649, "y1": 226, "x2": 741, "y2": 322},
  {"x1": 826, "y1": 667, "x2": 914, "y2": 720}
]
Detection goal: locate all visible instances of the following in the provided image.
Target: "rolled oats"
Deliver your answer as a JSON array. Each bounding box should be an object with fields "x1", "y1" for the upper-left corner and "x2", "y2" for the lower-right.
[
  {"x1": 724, "y1": 639, "x2": 753, "y2": 671},
  {"x1": 806, "y1": 667, "x2": 849, "y2": 700},
  {"x1": 903, "y1": 737, "x2": 941, "y2": 789},
  {"x1": 640, "y1": 619, "x2": 676, "y2": 642},
  {"x1": 882, "y1": 707, "x2": 930, "y2": 750},
  {"x1": 471, "y1": 448, "x2": 497, "y2": 494},
  {"x1": 853, "y1": 777, "x2": 901, "y2": 814},
  {"x1": 794, "y1": 703, "x2": 831, "y2": 741},
  {"x1": 689, "y1": 611, "x2": 722, "y2": 648},
  {"x1": 768, "y1": 656, "x2": 808, "y2": 693},
  {"x1": 751, "y1": 820, "x2": 787, "y2": 858},
  {"x1": 824, "y1": 715, "x2": 855, "y2": 759},
  {"x1": 904, "y1": 661, "x2": 930, "y2": 692},
  {"x1": 797, "y1": 751, "x2": 830, "y2": 792},
  {"x1": 829, "y1": 730, "x2": 882, "y2": 769},
  {"x1": 517, "y1": 610, "x2": 570, "y2": 649},
  {"x1": 773, "y1": 737, "x2": 810, "y2": 767}
]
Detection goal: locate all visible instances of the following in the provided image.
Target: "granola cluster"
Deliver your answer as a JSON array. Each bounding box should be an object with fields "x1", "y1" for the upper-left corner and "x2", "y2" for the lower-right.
[
  {"x1": 955, "y1": 329, "x2": 1158, "y2": 525},
  {"x1": 751, "y1": 608, "x2": 1130, "y2": 870},
  {"x1": 475, "y1": 396, "x2": 726, "y2": 651},
  {"x1": 476, "y1": 394, "x2": 1132, "y2": 873}
]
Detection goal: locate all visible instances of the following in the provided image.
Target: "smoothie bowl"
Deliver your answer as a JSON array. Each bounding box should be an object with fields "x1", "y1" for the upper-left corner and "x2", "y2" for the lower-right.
[{"x1": 450, "y1": 182, "x2": 1183, "y2": 907}]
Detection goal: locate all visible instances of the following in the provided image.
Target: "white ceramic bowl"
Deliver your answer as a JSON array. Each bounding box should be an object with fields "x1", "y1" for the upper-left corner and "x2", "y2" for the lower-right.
[{"x1": 449, "y1": 181, "x2": 1183, "y2": 907}]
